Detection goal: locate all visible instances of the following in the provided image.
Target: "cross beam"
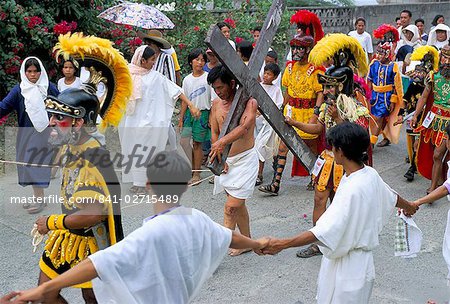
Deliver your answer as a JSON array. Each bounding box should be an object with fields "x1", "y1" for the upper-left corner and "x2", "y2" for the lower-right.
[{"x1": 205, "y1": 0, "x2": 316, "y2": 175}]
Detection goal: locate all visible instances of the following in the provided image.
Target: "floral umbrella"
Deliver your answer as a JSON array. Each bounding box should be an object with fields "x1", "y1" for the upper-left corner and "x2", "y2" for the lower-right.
[{"x1": 98, "y1": 2, "x2": 175, "y2": 30}]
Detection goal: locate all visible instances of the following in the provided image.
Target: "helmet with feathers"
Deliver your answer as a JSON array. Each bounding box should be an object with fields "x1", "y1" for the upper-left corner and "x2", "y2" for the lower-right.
[{"x1": 46, "y1": 33, "x2": 132, "y2": 131}]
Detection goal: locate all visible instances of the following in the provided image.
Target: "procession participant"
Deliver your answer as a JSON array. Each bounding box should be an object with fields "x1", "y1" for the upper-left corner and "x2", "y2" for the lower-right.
[
  {"x1": 32, "y1": 32, "x2": 131, "y2": 303},
  {"x1": 255, "y1": 62, "x2": 283, "y2": 186},
  {"x1": 368, "y1": 24, "x2": 403, "y2": 148},
  {"x1": 119, "y1": 45, "x2": 199, "y2": 195},
  {"x1": 285, "y1": 34, "x2": 371, "y2": 258},
  {"x1": 258, "y1": 20, "x2": 325, "y2": 196},
  {"x1": 411, "y1": 43, "x2": 450, "y2": 194},
  {"x1": 257, "y1": 122, "x2": 418, "y2": 303},
  {"x1": 400, "y1": 46, "x2": 439, "y2": 181},
  {"x1": 208, "y1": 65, "x2": 259, "y2": 256},
  {"x1": 9, "y1": 151, "x2": 269, "y2": 304},
  {"x1": 0, "y1": 57, "x2": 59, "y2": 214}
]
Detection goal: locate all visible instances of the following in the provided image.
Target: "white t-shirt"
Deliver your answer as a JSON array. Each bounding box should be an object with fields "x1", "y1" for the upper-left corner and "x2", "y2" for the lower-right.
[
  {"x1": 348, "y1": 31, "x2": 373, "y2": 63},
  {"x1": 57, "y1": 77, "x2": 81, "y2": 92},
  {"x1": 182, "y1": 72, "x2": 212, "y2": 110}
]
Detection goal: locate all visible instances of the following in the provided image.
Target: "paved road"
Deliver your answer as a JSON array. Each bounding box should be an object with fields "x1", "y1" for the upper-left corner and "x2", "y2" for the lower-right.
[{"x1": 1, "y1": 129, "x2": 450, "y2": 303}]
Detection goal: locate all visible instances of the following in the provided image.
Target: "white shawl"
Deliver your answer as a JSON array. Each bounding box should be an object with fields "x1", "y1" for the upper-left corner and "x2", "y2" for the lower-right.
[{"x1": 19, "y1": 56, "x2": 49, "y2": 132}]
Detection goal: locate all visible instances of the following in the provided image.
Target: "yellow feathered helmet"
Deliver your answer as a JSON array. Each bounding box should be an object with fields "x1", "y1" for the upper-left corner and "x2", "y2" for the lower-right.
[
  {"x1": 47, "y1": 32, "x2": 132, "y2": 131},
  {"x1": 309, "y1": 33, "x2": 368, "y2": 96},
  {"x1": 410, "y1": 45, "x2": 440, "y2": 72}
]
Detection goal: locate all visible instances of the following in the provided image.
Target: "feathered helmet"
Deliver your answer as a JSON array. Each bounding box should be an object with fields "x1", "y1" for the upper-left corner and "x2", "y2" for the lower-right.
[
  {"x1": 290, "y1": 34, "x2": 314, "y2": 48},
  {"x1": 309, "y1": 33, "x2": 368, "y2": 96},
  {"x1": 290, "y1": 10, "x2": 324, "y2": 44},
  {"x1": 46, "y1": 32, "x2": 132, "y2": 131},
  {"x1": 410, "y1": 45, "x2": 440, "y2": 72},
  {"x1": 373, "y1": 24, "x2": 399, "y2": 60}
]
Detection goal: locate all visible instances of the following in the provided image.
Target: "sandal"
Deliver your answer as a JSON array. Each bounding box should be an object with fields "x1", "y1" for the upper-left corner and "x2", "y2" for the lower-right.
[
  {"x1": 209, "y1": 176, "x2": 215, "y2": 184},
  {"x1": 134, "y1": 187, "x2": 147, "y2": 196},
  {"x1": 306, "y1": 180, "x2": 315, "y2": 191},
  {"x1": 296, "y1": 244, "x2": 322, "y2": 258},
  {"x1": 258, "y1": 184, "x2": 279, "y2": 196},
  {"x1": 255, "y1": 175, "x2": 263, "y2": 186},
  {"x1": 404, "y1": 167, "x2": 414, "y2": 182},
  {"x1": 129, "y1": 185, "x2": 139, "y2": 193},
  {"x1": 376, "y1": 138, "x2": 390, "y2": 147},
  {"x1": 27, "y1": 202, "x2": 47, "y2": 214}
]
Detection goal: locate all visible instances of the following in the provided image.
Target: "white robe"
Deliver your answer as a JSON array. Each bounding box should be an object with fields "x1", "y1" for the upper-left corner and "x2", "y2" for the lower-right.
[
  {"x1": 310, "y1": 166, "x2": 398, "y2": 304},
  {"x1": 90, "y1": 206, "x2": 232, "y2": 304},
  {"x1": 254, "y1": 84, "x2": 283, "y2": 162},
  {"x1": 119, "y1": 70, "x2": 182, "y2": 186}
]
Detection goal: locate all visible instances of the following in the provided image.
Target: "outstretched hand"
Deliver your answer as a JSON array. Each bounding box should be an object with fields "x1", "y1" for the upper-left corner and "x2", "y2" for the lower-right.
[
  {"x1": 254, "y1": 238, "x2": 285, "y2": 255},
  {"x1": 12, "y1": 286, "x2": 45, "y2": 304},
  {"x1": 0, "y1": 292, "x2": 19, "y2": 304},
  {"x1": 253, "y1": 237, "x2": 271, "y2": 255}
]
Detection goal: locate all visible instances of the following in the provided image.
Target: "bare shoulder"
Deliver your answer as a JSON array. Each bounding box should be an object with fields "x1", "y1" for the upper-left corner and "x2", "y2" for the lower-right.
[{"x1": 211, "y1": 98, "x2": 222, "y2": 111}]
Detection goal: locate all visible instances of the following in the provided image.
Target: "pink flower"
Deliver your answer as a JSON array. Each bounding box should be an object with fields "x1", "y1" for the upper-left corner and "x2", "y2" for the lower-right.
[
  {"x1": 115, "y1": 39, "x2": 123, "y2": 46},
  {"x1": 0, "y1": 12, "x2": 7, "y2": 21},
  {"x1": 53, "y1": 21, "x2": 77, "y2": 35},
  {"x1": 224, "y1": 18, "x2": 236, "y2": 28},
  {"x1": 24, "y1": 16, "x2": 42, "y2": 29},
  {"x1": 303, "y1": 213, "x2": 307, "y2": 219},
  {"x1": 235, "y1": 36, "x2": 243, "y2": 44},
  {"x1": 124, "y1": 25, "x2": 133, "y2": 30},
  {"x1": 193, "y1": 26, "x2": 200, "y2": 31},
  {"x1": 178, "y1": 43, "x2": 186, "y2": 50},
  {"x1": 128, "y1": 37, "x2": 142, "y2": 47}
]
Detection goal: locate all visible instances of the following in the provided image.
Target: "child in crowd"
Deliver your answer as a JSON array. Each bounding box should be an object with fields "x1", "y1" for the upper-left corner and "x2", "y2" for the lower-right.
[
  {"x1": 237, "y1": 40, "x2": 253, "y2": 65},
  {"x1": 259, "y1": 50, "x2": 281, "y2": 87},
  {"x1": 57, "y1": 59, "x2": 81, "y2": 92},
  {"x1": 216, "y1": 21, "x2": 236, "y2": 50},
  {"x1": 180, "y1": 48, "x2": 212, "y2": 185},
  {"x1": 255, "y1": 63, "x2": 283, "y2": 185}
]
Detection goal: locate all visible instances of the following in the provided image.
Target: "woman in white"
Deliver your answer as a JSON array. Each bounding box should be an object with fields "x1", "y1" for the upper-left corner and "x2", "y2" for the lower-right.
[
  {"x1": 57, "y1": 59, "x2": 81, "y2": 92},
  {"x1": 119, "y1": 45, "x2": 199, "y2": 195}
]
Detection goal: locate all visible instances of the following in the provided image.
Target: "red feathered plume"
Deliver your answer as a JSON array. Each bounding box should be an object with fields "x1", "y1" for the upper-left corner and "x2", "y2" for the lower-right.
[
  {"x1": 290, "y1": 10, "x2": 324, "y2": 43},
  {"x1": 373, "y1": 24, "x2": 400, "y2": 42}
]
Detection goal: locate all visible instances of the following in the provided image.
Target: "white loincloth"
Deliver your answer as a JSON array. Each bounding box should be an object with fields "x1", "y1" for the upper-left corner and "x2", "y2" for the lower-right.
[
  {"x1": 213, "y1": 148, "x2": 258, "y2": 200},
  {"x1": 255, "y1": 119, "x2": 279, "y2": 162}
]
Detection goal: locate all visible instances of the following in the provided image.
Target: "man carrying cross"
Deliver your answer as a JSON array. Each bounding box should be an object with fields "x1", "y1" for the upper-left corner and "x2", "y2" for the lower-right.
[{"x1": 208, "y1": 65, "x2": 259, "y2": 256}]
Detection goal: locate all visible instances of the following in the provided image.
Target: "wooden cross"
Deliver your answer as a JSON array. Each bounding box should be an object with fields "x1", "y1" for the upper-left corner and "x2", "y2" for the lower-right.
[{"x1": 205, "y1": 0, "x2": 316, "y2": 175}]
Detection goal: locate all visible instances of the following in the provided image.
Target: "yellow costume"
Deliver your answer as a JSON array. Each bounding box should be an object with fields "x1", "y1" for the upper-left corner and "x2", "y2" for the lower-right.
[{"x1": 282, "y1": 62, "x2": 324, "y2": 139}]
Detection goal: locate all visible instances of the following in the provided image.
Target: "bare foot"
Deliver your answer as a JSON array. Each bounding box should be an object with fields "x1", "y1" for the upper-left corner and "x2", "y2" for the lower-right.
[
  {"x1": 189, "y1": 175, "x2": 201, "y2": 186},
  {"x1": 228, "y1": 248, "x2": 252, "y2": 256}
]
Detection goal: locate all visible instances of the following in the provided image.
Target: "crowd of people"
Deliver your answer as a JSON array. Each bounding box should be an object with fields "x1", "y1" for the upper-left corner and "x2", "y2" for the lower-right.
[{"x1": 0, "y1": 7, "x2": 449, "y2": 304}]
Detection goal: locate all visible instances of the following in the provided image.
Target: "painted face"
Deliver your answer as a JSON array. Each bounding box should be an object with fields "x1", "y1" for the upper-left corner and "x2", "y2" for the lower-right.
[
  {"x1": 48, "y1": 114, "x2": 75, "y2": 146},
  {"x1": 212, "y1": 78, "x2": 234, "y2": 101},
  {"x1": 191, "y1": 53, "x2": 206, "y2": 73},
  {"x1": 376, "y1": 45, "x2": 390, "y2": 62},
  {"x1": 220, "y1": 26, "x2": 231, "y2": 39},
  {"x1": 141, "y1": 54, "x2": 157, "y2": 70},
  {"x1": 25, "y1": 65, "x2": 41, "y2": 84},
  {"x1": 355, "y1": 21, "x2": 365, "y2": 34},
  {"x1": 323, "y1": 85, "x2": 337, "y2": 104},
  {"x1": 262, "y1": 70, "x2": 276, "y2": 85},
  {"x1": 62, "y1": 61, "x2": 76, "y2": 79},
  {"x1": 291, "y1": 45, "x2": 307, "y2": 62}
]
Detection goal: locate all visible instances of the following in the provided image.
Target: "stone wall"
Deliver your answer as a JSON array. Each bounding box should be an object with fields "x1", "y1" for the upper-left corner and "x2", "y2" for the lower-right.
[{"x1": 290, "y1": 2, "x2": 450, "y2": 36}]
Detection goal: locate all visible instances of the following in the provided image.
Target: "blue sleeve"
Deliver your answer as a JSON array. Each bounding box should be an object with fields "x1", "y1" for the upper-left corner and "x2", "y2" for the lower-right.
[
  {"x1": 0, "y1": 85, "x2": 20, "y2": 119},
  {"x1": 48, "y1": 82, "x2": 59, "y2": 97}
]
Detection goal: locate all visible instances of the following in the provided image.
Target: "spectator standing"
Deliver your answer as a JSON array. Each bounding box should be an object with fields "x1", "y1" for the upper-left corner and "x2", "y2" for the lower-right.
[
  {"x1": 348, "y1": 17, "x2": 374, "y2": 64},
  {"x1": 415, "y1": 18, "x2": 428, "y2": 45},
  {"x1": 427, "y1": 23, "x2": 450, "y2": 50},
  {"x1": 57, "y1": 59, "x2": 81, "y2": 92},
  {"x1": 430, "y1": 14, "x2": 445, "y2": 32},
  {"x1": 216, "y1": 21, "x2": 236, "y2": 50}
]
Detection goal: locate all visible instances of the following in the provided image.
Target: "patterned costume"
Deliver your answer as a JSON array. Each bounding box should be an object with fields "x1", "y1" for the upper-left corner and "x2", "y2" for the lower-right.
[
  {"x1": 414, "y1": 45, "x2": 450, "y2": 180},
  {"x1": 39, "y1": 33, "x2": 132, "y2": 289},
  {"x1": 401, "y1": 46, "x2": 439, "y2": 181},
  {"x1": 309, "y1": 34, "x2": 371, "y2": 192},
  {"x1": 368, "y1": 24, "x2": 404, "y2": 145}
]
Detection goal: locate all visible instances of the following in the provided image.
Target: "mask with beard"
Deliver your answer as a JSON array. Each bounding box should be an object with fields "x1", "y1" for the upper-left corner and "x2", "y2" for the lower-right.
[
  {"x1": 291, "y1": 45, "x2": 308, "y2": 62},
  {"x1": 48, "y1": 126, "x2": 81, "y2": 146},
  {"x1": 289, "y1": 35, "x2": 314, "y2": 62}
]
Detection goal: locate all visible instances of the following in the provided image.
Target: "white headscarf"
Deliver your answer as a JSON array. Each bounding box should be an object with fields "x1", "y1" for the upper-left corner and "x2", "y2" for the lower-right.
[
  {"x1": 401, "y1": 24, "x2": 420, "y2": 47},
  {"x1": 19, "y1": 56, "x2": 49, "y2": 132},
  {"x1": 427, "y1": 23, "x2": 450, "y2": 50},
  {"x1": 127, "y1": 45, "x2": 152, "y2": 115}
]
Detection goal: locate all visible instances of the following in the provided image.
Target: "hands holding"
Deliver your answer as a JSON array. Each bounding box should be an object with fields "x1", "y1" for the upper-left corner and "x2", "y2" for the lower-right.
[
  {"x1": 253, "y1": 237, "x2": 285, "y2": 255},
  {"x1": 402, "y1": 201, "x2": 419, "y2": 217}
]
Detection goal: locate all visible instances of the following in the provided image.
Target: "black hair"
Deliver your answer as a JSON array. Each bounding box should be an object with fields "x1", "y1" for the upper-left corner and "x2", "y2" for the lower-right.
[
  {"x1": 237, "y1": 40, "x2": 253, "y2": 60},
  {"x1": 415, "y1": 18, "x2": 425, "y2": 26},
  {"x1": 266, "y1": 50, "x2": 278, "y2": 61},
  {"x1": 187, "y1": 48, "x2": 207, "y2": 68},
  {"x1": 395, "y1": 17, "x2": 401, "y2": 22},
  {"x1": 24, "y1": 58, "x2": 41, "y2": 72},
  {"x1": 142, "y1": 46, "x2": 156, "y2": 60},
  {"x1": 432, "y1": 14, "x2": 444, "y2": 26},
  {"x1": 207, "y1": 65, "x2": 235, "y2": 86},
  {"x1": 143, "y1": 38, "x2": 163, "y2": 49},
  {"x1": 264, "y1": 62, "x2": 281, "y2": 78},
  {"x1": 401, "y1": 10, "x2": 412, "y2": 18},
  {"x1": 253, "y1": 26, "x2": 262, "y2": 32},
  {"x1": 355, "y1": 17, "x2": 366, "y2": 26},
  {"x1": 326, "y1": 122, "x2": 369, "y2": 165},
  {"x1": 146, "y1": 151, "x2": 191, "y2": 197},
  {"x1": 61, "y1": 59, "x2": 78, "y2": 73},
  {"x1": 216, "y1": 22, "x2": 231, "y2": 30}
]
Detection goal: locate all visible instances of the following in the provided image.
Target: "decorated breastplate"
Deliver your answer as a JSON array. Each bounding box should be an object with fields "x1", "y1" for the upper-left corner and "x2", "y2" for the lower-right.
[{"x1": 434, "y1": 72, "x2": 450, "y2": 107}]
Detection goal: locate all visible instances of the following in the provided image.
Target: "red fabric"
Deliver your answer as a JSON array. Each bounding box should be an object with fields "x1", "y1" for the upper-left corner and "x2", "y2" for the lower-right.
[
  {"x1": 416, "y1": 93, "x2": 437, "y2": 180},
  {"x1": 373, "y1": 24, "x2": 400, "y2": 42},
  {"x1": 291, "y1": 130, "x2": 325, "y2": 177}
]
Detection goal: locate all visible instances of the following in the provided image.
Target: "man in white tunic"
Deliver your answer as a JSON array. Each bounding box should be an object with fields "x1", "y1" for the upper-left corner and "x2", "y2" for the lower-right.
[
  {"x1": 258, "y1": 123, "x2": 418, "y2": 303},
  {"x1": 11, "y1": 151, "x2": 268, "y2": 304}
]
